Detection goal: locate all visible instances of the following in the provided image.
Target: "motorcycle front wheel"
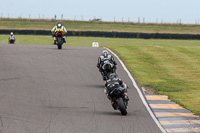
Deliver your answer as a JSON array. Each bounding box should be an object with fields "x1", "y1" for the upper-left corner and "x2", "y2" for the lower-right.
[
  {"x1": 117, "y1": 97, "x2": 127, "y2": 115},
  {"x1": 57, "y1": 38, "x2": 63, "y2": 49}
]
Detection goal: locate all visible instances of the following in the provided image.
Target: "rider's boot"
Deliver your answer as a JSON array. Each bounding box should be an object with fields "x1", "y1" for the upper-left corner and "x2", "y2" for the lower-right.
[
  {"x1": 63, "y1": 36, "x2": 66, "y2": 43},
  {"x1": 53, "y1": 37, "x2": 56, "y2": 45},
  {"x1": 106, "y1": 95, "x2": 117, "y2": 110},
  {"x1": 104, "y1": 88, "x2": 107, "y2": 94},
  {"x1": 110, "y1": 98, "x2": 117, "y2": 110},
  {"x1": 124, "y1": 92, "x2": 129, "y2": 101},
  {"x1": 101, "y1": 71, "x2": 107, "y2": 80},
  {"x1": 103, "y1": 76, "x2": 107, "y2": 81}
]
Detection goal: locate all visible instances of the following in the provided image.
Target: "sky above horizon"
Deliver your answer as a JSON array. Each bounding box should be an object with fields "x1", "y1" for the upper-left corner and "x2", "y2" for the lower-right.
[{"x1": 0, "y1": 0, "x2": 200, "y2": 24}]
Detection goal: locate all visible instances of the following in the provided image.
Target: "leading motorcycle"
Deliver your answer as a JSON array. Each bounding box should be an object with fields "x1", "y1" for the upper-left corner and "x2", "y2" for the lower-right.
[
  {"x1": 54, "y1": 29, "x2": 65, "y2": 49},
  {"x1": 8, "y1": 36, "x2": 15, "y2": 44}
]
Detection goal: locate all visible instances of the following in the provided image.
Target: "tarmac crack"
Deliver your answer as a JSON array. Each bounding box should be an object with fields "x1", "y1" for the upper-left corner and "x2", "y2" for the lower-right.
[
  {"x1": 0, "y1": 76, "x2": 28, "y2": 81},
  {"x1": 42, "y1": 107, "x2": 62, "y2": 133}
]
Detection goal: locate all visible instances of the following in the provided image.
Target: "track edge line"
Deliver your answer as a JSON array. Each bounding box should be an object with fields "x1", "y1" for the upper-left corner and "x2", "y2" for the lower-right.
[{"x1": 105, "y1": 47, "x2": 166, "y2": 133}]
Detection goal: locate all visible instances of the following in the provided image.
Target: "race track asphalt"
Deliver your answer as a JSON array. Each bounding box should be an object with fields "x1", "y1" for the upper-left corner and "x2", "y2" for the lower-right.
[{"x1": 0, "y1": 44, "x2": 162, "y2": 133}]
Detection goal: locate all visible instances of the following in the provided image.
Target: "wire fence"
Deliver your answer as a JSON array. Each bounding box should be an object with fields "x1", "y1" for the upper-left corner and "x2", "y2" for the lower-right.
[{"x1": 1, "y1": 13, "x2": 200, "y2": 25}]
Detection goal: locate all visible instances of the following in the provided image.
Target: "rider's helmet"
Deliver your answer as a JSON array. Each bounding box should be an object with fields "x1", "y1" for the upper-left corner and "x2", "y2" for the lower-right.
[
  {"x1": 10, "y1": 32, "x2": 13, "y2": 36},
  {"x1": 102, "y1": 50, "x2": 109, "y2": 58},
  {"x1": 109, "y1": 73, "x2": 118, "y2": 80},
  {"x1": 57, "y1": 21, "x2": 62, "y2": 28}
]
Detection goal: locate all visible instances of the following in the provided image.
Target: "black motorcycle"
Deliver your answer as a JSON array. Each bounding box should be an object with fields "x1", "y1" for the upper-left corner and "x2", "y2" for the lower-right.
[{"x1": 109, "y1": 87, "x2": 128, "y2": 115}]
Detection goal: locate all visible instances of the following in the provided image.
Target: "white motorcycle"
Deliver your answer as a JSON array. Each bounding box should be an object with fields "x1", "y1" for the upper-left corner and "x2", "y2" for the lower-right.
[
  {"x1": 9, "y1": 36, "x2": 15, "y2": 44},
  {"x1": 101, "y1": 60, "x2": 116, "y2": 80}
]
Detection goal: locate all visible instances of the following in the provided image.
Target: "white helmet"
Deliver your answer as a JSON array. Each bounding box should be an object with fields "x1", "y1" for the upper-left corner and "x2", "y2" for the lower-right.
[{"x1": 102, "y1": 50, "x2": 109, "y2": 57}]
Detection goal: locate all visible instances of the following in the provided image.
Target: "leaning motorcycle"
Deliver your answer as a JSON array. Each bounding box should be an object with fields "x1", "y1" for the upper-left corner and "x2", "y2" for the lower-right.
[
  {"x1": 101, "y1": 60, "x2": 115, "y2": 80},
  {"x1": 109, "y1": 87, "x2": 128, "y2": 115},
  {"x1": 54, "y1": 29, "x2": 65, "y2": 49}
]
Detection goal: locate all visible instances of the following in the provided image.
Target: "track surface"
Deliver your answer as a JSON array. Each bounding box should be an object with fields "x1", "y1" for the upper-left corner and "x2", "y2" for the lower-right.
[{"x1": 0, "y1": 44, "x2": 162, "y2": 133}]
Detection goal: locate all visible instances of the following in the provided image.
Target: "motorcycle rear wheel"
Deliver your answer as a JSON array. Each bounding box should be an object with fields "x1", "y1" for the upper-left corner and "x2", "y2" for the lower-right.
[{"x1": 117, "y1": 97, "x2": 127, "y2": 115}]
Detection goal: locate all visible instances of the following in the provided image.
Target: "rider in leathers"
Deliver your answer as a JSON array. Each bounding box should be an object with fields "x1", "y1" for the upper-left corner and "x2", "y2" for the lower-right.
[
  {"x1": 97, "y1": 50, "x2": 117, "y2": 80},
  {"x1": 104, "y1": 73, "x2": 129, "y2": 109},
  {"x1": 51, "y1": 21, "x2": 67, "y2": 44},
  {"x1": 8, "y1": 32, "x2": 16, "y2": 42}
]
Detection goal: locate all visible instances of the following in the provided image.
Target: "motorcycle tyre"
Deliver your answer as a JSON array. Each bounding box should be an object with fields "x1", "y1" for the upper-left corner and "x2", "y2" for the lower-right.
[
  {"x1": 57, "y1": 38, "x2": 63, "y2": 49},
  {"x1": 117, "y1": 97, "x2": 127, "y2": 115},
  {"x1": 9, "y1": 40, "x2": 15, "y2": 44}
]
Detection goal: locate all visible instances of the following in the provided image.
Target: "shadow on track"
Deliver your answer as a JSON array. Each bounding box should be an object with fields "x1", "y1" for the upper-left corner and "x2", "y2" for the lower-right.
[
  {"x1": 46, "y1": 48, "x2": 75, "y2": 51},
  {"x1": 94, "y1": 110, "x2": 130, "y2": 116},
  {"x1": 84, "y1": 84, "x2": 105, "y2": 89}
]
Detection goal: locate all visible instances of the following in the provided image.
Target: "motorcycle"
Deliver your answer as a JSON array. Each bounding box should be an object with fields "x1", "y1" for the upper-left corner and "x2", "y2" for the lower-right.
[
  {"x1": 8, "y1": 36, "x2": 15, "y2": 44},
  {"x1": 109, "y1": 87, "x2": 128, "y2": 115},
  {"x1": 54, "y1": 29, "x2": 65, "y2": 49},
  {"x1": 101, "y1": 60, "x2": 116, "y2": 80}
]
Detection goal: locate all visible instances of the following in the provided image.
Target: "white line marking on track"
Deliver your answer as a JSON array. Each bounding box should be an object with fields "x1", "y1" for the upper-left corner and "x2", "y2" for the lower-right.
[{"x1": 105, "y1": 47, "x2": 166, "y2": 133}]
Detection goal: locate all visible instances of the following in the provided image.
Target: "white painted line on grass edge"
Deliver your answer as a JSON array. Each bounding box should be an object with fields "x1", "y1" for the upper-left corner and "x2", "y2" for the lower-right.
[{"x1": 105, "y1": 47, "x2": 166, "y2": 133}]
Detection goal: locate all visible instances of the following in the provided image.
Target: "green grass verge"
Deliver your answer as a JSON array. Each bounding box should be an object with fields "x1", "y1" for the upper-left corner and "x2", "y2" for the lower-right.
[
  {"x1": 1, "y1": 35, "x2": 200, "y2": 115},
  {"x1": 1, "y1": 18, "x2": 200, "y2": 34}
]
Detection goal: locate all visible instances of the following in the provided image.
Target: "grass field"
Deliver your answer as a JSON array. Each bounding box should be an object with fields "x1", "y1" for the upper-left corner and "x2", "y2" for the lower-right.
[
  {"x1": 1, "y1": 35, "x2": 200, "y2": 116},
  {"x1": 1, "y1": 18, "x2": 200, "y2": 34}
]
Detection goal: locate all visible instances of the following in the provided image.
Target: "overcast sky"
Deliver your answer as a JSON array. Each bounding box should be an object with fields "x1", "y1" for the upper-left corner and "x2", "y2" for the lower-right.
[{"x1": 0, "y1": 0, "x2": 200, "y2": 24}]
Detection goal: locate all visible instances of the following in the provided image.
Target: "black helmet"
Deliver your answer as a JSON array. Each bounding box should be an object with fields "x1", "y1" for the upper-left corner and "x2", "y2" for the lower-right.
[
  {"x1": 102, "y1": 50, "x2": 109, "y2": 58},
  {"x1": 57, "y1": 21, "x2": 62, "y2": 28},
  {"x1": 109, "y1": 73, "x2": 118, "y2": 80}
]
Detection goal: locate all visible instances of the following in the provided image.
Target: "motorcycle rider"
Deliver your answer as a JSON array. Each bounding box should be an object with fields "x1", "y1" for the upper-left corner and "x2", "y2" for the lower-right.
[
  {"x1": 97, "y1": 50, "x2": 117, "y2": 80},
  {"x1": 8, "y1": 32, "x2": 16, "y2": 42},
  {"x1": 104, "y1": 73, "x2": 129, "y2": 109},
  {"x1": 51, "y1": 21, "x2": 67, "y2": 44}
]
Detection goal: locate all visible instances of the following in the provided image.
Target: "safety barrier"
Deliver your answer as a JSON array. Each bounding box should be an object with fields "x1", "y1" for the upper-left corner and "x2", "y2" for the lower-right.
[{"x1": 0, "y1": 29, "x2": 200, "y2": 39}]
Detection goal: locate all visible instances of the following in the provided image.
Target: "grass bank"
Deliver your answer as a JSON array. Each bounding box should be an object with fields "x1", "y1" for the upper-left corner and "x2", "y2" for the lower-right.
[
  {"x1": 1, "y1": 18, "x2": 200, "y2": 34},
  {"x1": 0, "y1": 35, "x2": 200, "y2": 115}
]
